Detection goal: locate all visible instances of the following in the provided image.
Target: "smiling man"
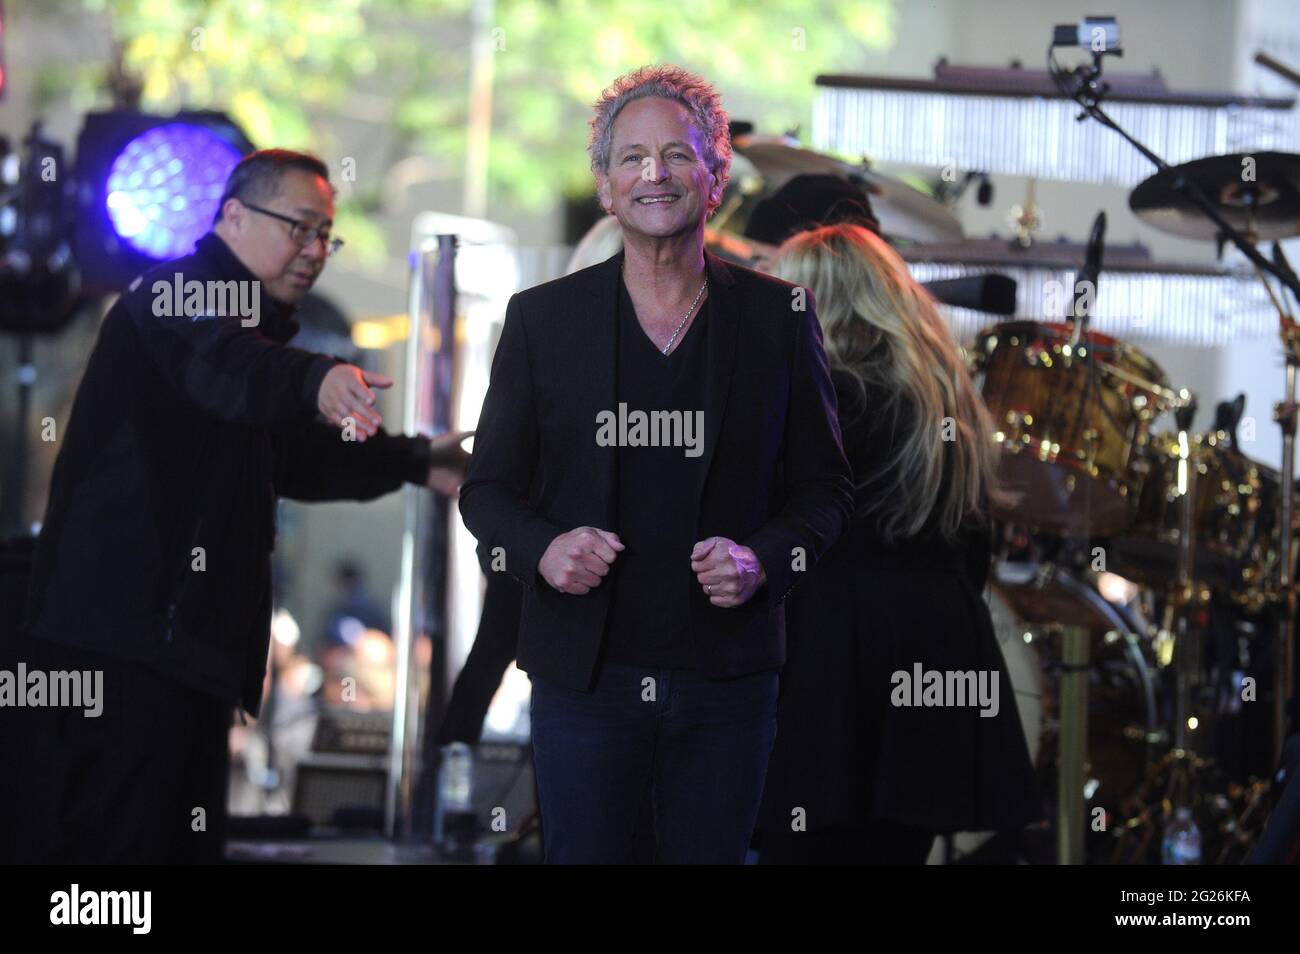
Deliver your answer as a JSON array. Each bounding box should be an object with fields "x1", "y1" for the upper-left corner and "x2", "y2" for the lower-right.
[
  {"x1": 15, "y1": 149, "x2": 469, "y2": 863},
  {"x1": 459, "y1": 66, "x2": 854, "y2": 864}
]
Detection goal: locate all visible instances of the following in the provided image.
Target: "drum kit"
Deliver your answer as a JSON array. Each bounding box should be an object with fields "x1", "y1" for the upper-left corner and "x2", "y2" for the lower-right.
[
  {"x1": 715, "y1": 130, "x2": 1300, "y2": 864},
  {"x1": 972, "y1": 153, "x2": 1300, "y2": 865},
  {"x1": 975, "y1": 318, "x2": 1276, "y2": 863}
]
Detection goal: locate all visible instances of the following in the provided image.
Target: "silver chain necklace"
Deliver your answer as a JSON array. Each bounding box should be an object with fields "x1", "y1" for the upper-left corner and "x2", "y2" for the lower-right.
[
  {"x1": 660, "y1": 280, "x2": 712, "y2": 356},
  {"x1": 624, "y1": 263, "x2": 709, "y2": 355}
]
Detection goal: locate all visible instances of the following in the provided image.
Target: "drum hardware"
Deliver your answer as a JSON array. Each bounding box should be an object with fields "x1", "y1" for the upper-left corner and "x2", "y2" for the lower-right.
[
  {"x1": 1055, "y1": 574, "x2": 1159, "y2": 864},
  {"x1": 1122, "y1": 599, "x2": 1244, "y2": 866},
  {"x1": 1100, "y1": 448, "x2": 1283, "y2": 863},
  {"x1": 1156, "y1": 407, "x2": 1212, "y2": 825},
  {"x1": 1272, "y1": 270, "x2": 1300, "y2": 765},
  {"x1": 1215, "y1": 779, "x2": 1273, "y2": 864},
  {"x1": 1107, "y1": 749, "x2": 1272, "y2": 865},
  {"x1": 1107, "y1": 386, "x2": 1227, "y2": 859},
  {"x1": 1151, "y1": 582, "x2": 1211, "y2": 671},
  {"x1": 1054, "y1": 38, "x2": 1300, "y2": 766},
  {"x1": 1087, "y1": 332, "x2": 1283, "y2": 857},
  {"x1": 1057, "y1": 621, "x2": 1089, "y2": 865},
  {"x1": 984, "y1": 405, "x2": 1290, "y2": 862}
]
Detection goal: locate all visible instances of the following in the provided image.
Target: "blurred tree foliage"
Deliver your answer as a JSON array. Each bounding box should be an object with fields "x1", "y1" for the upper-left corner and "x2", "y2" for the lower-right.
[{"x1": 30, "y1": 0, "x2": 893, "y2": 258}]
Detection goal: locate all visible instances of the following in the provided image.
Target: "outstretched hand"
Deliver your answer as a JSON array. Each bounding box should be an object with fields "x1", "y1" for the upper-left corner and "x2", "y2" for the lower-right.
[
  {"x1": 425, "y1": 429, "x2": 474, "y2": 495},
  {"x1": 318, "y1": 365, "x2": 393, "y2": 441}
]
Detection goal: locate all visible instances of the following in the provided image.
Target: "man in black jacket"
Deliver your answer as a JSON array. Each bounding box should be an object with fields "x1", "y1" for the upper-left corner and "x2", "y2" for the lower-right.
[
  {"x1": 459, "y1": 66, "x2": 853, "y2": 863},
  {"x1": 13, "y1": 149, "x2": 467, "y2": 863}
]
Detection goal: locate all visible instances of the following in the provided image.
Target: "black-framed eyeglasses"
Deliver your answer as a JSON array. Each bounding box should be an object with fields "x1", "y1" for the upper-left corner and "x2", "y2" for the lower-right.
[{"x1": 241, "y1": 201, "x2": 344, "y2": 257}]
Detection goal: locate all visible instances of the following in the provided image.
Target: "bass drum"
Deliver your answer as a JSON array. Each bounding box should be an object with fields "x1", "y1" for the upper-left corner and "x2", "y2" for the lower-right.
[{"x1": 930, "y1": 582, "x2": 1157, "y2": 863}]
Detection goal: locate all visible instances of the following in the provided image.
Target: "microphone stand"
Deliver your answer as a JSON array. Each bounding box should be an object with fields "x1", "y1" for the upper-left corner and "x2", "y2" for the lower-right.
[{"x1": 1050, "y1": 41, "x2": 1300, "y2": 766}]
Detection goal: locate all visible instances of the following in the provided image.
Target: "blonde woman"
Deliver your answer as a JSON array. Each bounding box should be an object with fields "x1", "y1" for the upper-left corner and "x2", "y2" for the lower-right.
[{"x1": 754, "y1": 224, "x2": 1040, "y2": 864}]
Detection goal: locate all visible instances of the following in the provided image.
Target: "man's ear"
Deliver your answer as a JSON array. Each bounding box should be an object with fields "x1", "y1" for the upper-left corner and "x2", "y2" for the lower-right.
[
  {"x1": 218, "y1": 197, "x2": 242, "y2": 232},
  {"x1": 595, "y1": 172, "x2": 613, "y2": 213}
]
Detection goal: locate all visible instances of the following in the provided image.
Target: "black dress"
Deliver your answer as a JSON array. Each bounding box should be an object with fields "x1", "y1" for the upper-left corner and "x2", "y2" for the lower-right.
[{"x1": 756, "y1": 366, "x2": 1042, "y2": 841}]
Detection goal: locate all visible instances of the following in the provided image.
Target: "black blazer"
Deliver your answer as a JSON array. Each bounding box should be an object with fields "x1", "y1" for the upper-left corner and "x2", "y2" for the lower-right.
[
  {"x1": 459, "y1": 250, "x2": 854, "y2": 690},
  {"x1": 22, "y1": 233, "x2": 430, "y2": 716}
]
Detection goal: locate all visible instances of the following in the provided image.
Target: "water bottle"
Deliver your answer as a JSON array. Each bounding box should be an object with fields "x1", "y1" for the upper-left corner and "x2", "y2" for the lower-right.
[
  {"x1": 1161, "y1": 806, "x2": 1201, "y2": 864},
  {"x1": 434, "y1": 742, "x2": 477, "y2": 856}
]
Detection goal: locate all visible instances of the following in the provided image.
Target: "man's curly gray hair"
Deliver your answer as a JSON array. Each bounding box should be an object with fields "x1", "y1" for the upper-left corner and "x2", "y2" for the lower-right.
[{"x1": 587, "y1": 64, "x2": 732, "y2": 206}]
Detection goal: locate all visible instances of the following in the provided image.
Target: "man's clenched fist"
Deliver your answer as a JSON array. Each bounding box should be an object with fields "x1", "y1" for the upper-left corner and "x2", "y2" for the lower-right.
[
  {"x1": 539, "y1": 527, "x2": 624, "y2": 595},
  {"x1": 690, "y1": 536, "x2": 766, "y2": 607}
]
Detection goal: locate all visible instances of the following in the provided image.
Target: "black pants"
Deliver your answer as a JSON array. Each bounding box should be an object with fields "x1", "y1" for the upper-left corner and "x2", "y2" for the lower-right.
[
  {"x1": 757, "y1": 822, "x2": 935, "y2": 865},
  {"x1": 10, "y1": 638, "x2": 231, "y2": 864},
  {"x1": 433, "y1": 571, "x2": 523, "y2": 745}
]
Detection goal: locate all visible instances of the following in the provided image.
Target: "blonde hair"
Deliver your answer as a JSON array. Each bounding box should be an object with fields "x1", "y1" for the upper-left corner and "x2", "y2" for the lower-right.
[
  {"x1": 773, "y1": 224, "x2": 1003, "y2": 543},
  {"x1": 565, "y1": 215, "x2": 624, "y2": 274}
]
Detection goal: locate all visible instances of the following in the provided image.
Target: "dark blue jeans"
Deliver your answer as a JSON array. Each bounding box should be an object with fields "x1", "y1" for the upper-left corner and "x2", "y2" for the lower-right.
[{"x1": 530, "y1": 662, "x2": 779, "y2": 864}]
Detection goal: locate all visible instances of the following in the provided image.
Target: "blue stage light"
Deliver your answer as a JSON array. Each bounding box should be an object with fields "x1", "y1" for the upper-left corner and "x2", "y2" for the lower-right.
[{"x1": 104, "y1": 123, "x2": 243, "y2": 260}]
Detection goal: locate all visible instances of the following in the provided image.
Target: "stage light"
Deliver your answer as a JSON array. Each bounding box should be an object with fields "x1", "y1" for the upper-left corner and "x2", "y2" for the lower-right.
[
  {"x1": 73, "y1": 110, "x2": 253, "y2": 295},
  {"x1": 0, "y1": 126, "x2": 81, "y2": 334},
  {"x1": 104, "y1": 122, "x2": 243, "y2": 261}
]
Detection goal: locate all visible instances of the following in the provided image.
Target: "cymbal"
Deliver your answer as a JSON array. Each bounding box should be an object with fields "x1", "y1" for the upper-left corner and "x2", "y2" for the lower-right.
[
  {"x1": 850, "y1": 166, "x2": 966, "y2": 243},
  {"x1": 732, "y1": 135, "x2": 965, "y2": 243},
  {"x1": 1130, "y1": 151, "x2": 1300, "y2": 241},
  {"x1": 732, "y1": 135, "x2": 856, "y2": 183}
]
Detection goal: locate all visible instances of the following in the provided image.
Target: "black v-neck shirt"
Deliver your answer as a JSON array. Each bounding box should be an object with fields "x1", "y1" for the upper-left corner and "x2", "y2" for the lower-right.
[{"x1": 601, "y1": 275, "x2": 709, "y2": 669}]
